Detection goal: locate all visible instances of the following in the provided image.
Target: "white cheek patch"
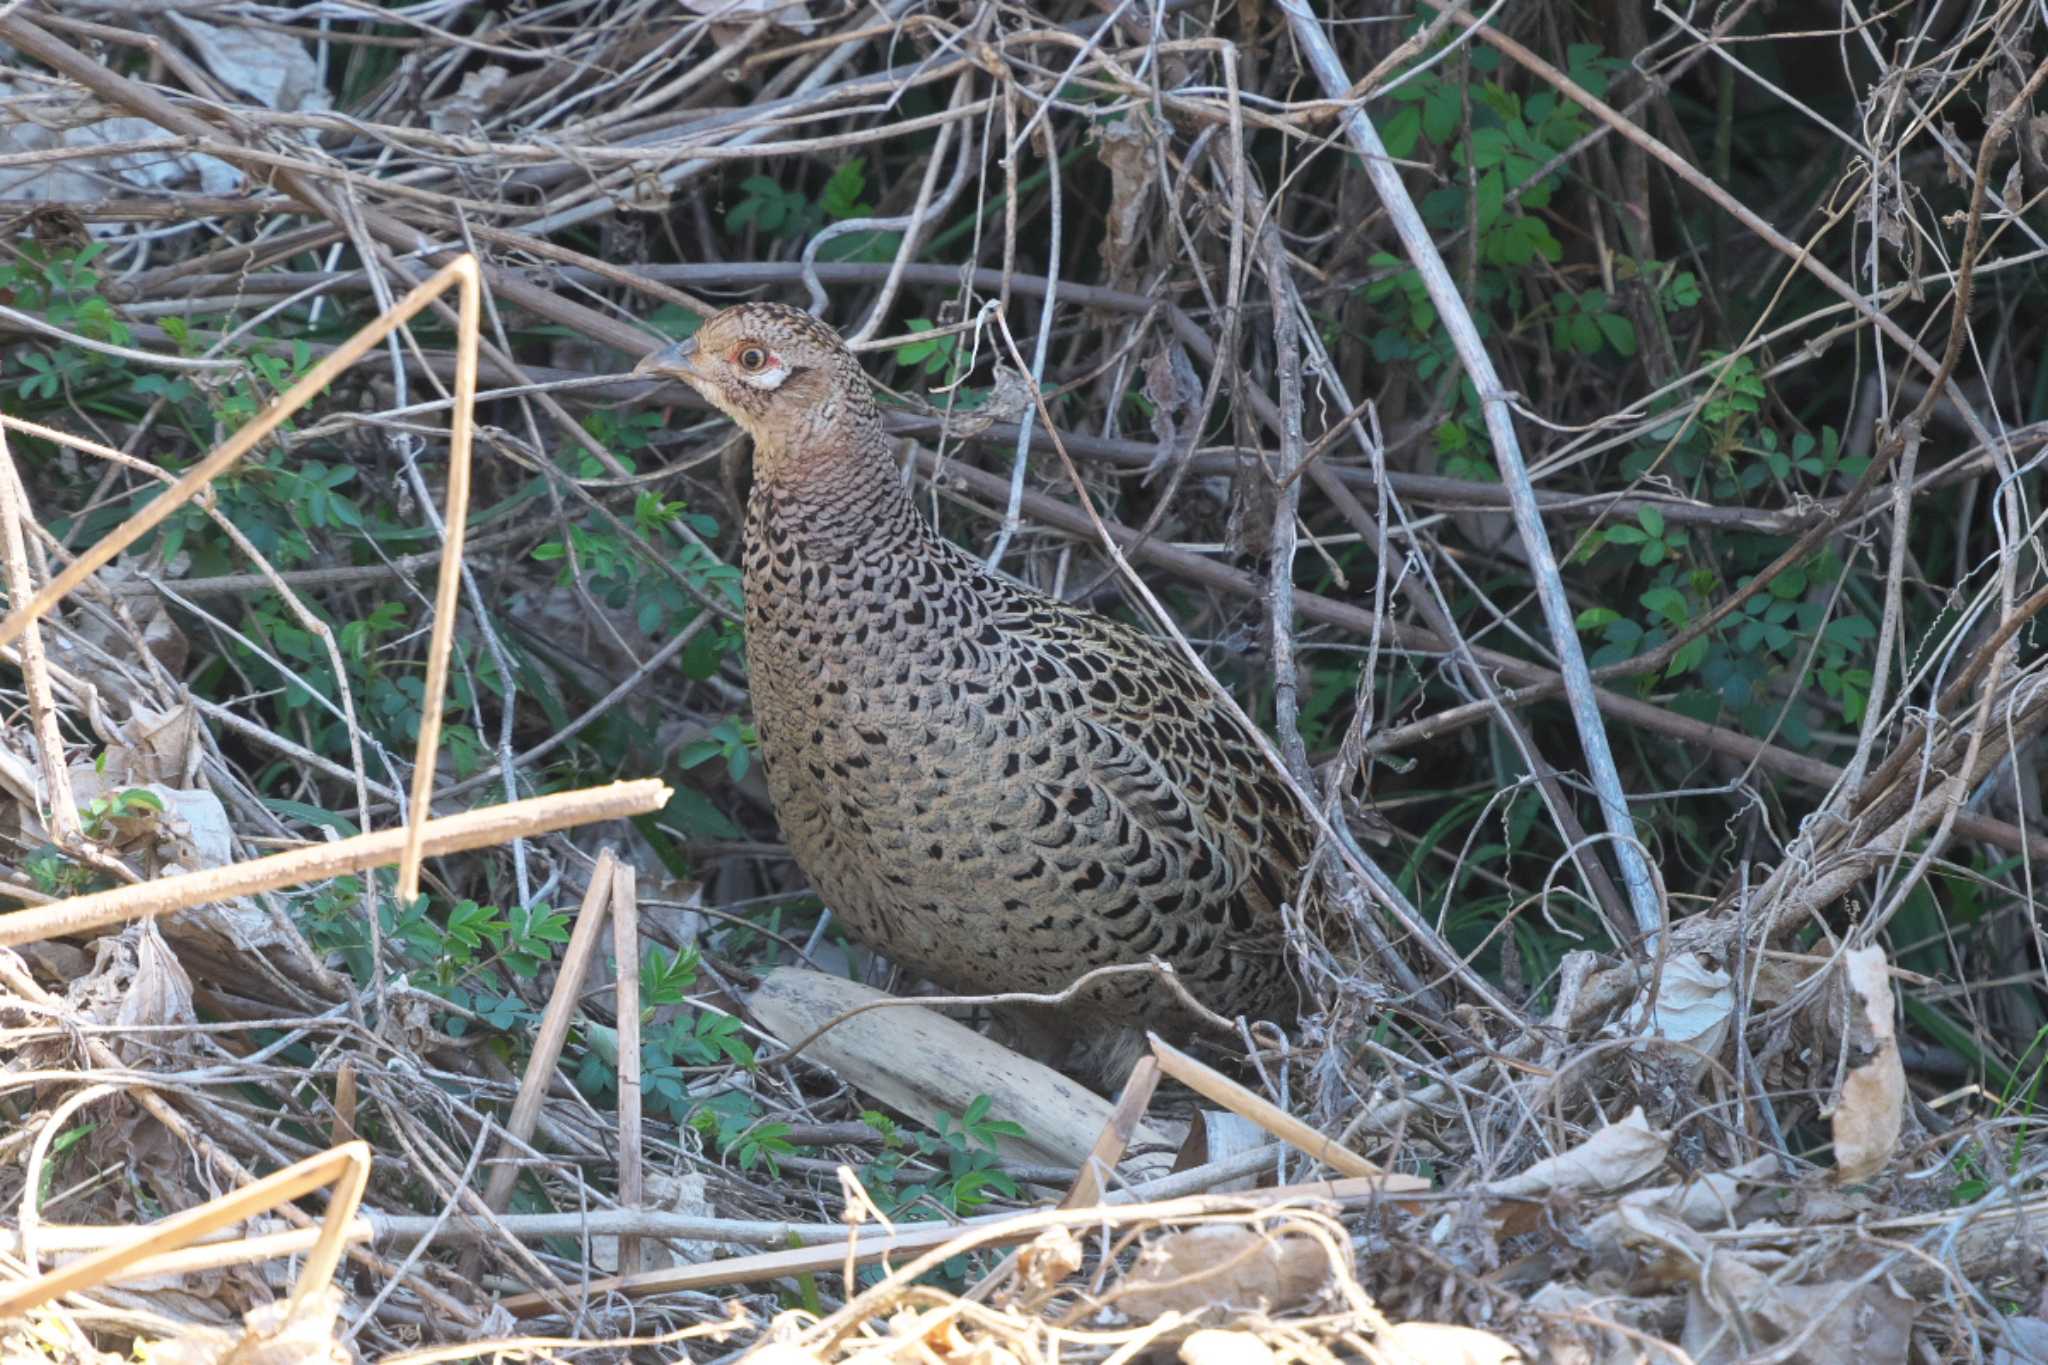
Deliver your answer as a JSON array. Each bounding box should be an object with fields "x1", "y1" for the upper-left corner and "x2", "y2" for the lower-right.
[{"x1": 739, "y1": 357, "x2": 792, "y2": 391}]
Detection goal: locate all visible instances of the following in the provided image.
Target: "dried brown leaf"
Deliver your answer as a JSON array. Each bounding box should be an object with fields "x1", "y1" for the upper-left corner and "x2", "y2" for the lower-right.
[
  {"x1": 116, "y1": 921, "x2": 196, "y2": 1054},
  {"x1": 1645, "y1": 952, "x2": 1733, "y2": 1071},
  {"x1": 1017, "y1": 1225, "x2": 1084, "y2": 1292},
  {"x1": 1831, "y1": 945, "x2": 1905, "y2": 1184},
  {"x1": 1095, "y1": 114, "x2": 1157, "y2": 280},
  {"x1": 1488, "y1": 1107, "x2": 1668, "y2": 1199},
  {"x1": 142, "y1": 1285, "x2": 348, "y2": 1365},
  {"x1": 1528, "y1": 1282, "x2": 1687, "y2": 1364},
  {"x1": 1680, "y1": 1251, "x2": 1914, "y2": 1365},
  {"x1": 1111, "y1": 1224, "x2": 1332, "y2": 1321}
]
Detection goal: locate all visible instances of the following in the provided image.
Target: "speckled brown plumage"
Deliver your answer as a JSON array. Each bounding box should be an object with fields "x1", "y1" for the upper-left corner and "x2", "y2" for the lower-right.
[{"x1": 637, "y1": 304, "x2": 1317, "y2": 1031}]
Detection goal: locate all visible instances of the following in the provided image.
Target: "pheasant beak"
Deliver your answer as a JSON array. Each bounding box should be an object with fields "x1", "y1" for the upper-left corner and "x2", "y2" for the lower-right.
[{"x1": 634, "y1": 335, "x2": 701, "y2": 384}]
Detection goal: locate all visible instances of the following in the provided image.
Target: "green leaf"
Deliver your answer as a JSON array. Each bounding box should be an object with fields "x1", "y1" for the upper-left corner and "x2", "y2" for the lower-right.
[
  {"x1": 1423, "y1": 84, "x2": 1460, "y2": 142},
  {"x1": 1473, "y1": 167, "x2": 1505, "y2": 230},
  {"x1": 1567, "y1": 44, "x2": 1612, "y2": 98},
  {"x1": 1382, "y1": 106, "x2": 1422, "y2": 158},
  {"x1": 662, "y1": 786, "x2": 740, "y2": 840},
  {"x1": 1824, "y1": 616, "x2": 1877, "y2": 646},
  {"x1": 445, "y1": 899, "x2": 505, "y2": 952},
  {"x1": 1596, "y1": 311, "x2": 1637, "y2": 356},
  {"x1": 1575, "y1": 606, "x2": 1621, "y2": 630},
  {"x1": 1639, "y1": 586, "x2": 1688, "y2": 626},
  {"x1": 1483, "y1": 215, "x2": 1560, "y2": 267},
  {"x1": 680, "y1": 627, "x2": 724, "y2": 680},
  {"x1": 821, "y1": 158, "x2": 870, "y2": 219},
  {"x1": 895, "y1": 320, "x2": 941, "y2": 368},
  {"x1": 1667, "y1": 635, "x2": 1708, "y2": 678},
  {"x1": 1466, "y1": 127, "x2": 1511, "y2": 169}
]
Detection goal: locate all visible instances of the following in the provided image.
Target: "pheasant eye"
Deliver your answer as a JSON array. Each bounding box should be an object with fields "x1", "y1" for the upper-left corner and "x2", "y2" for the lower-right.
[{"x1": 738, "y1": 346, "x2": 768, "y2": 371}]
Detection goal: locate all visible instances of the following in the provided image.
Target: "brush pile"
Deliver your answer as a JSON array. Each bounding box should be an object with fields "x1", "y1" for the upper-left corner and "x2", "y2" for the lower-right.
[{"x1": 1, "y1": 2, "x2": 2044, "y2": 1361}]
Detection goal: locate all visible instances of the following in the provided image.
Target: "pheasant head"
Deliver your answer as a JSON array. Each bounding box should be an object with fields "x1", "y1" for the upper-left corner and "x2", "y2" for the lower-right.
[{"x1": 635, "y1": 303, "x2": 885, "y2": 488}]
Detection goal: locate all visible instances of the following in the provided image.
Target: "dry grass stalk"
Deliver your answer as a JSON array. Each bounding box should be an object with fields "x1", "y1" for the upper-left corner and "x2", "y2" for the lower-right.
[
  {"x1": 477, "y1": 849, "x2": 623, "y2": 1219},
  {"x1": 609, "y1": 857, "x2": 646, "y2": 1276},
  {"x1": 1146, "y1": 1037, "x2": 1405, "y2": 1184},
  {"x1": 0, "y1": 782, "x2": 667, "y2": 948}
]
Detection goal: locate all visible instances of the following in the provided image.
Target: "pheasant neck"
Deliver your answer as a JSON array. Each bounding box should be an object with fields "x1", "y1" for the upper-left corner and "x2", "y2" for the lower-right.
[{"x1": 748, "y1": 436, "x2": 926, "y2": 558}]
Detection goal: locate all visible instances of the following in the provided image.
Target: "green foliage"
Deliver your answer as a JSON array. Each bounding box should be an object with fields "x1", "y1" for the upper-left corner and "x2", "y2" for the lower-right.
[
  {"x1": 1363, "y1": 255, "x2": 1445, "y2": 368},
  {"x1": 1360, "y1": 37, "x2": 1667, "y2": 497},
  {"x1": 726, "y1": 176, "x2": 811, "y2": 235},
  {"x1": 225, "y1": 593, "x2": 490, "y2": 778},
  {"x1": 725, "y1": 1119, "x2": 799, "y2": 1176},
  {"x1": 1376, "y1": 41, "x2": 1620, "y2": 295},
  {"x1": 11, "y1": 238, "x2": 747, "y2": 842},
  {"x1": 892, "y1": 318, "x2": 974, "y2": 385},
  {"x1": 644, "y1": 302, "x2": 702, "y2": 344},
  {"x1": 78, "y1": 786, "x2": 165, "y2": 842},
  {"x1": 23, "y1": 847, "x2": 99, "y2": 898},
  {"x1": 532, "y1": 468, "x2": 739, "y2": 646},
  {"x1": 6, "y1": 244, "x2": 533, "y2": 789},
  {"x1": 18, "y1": 770, "x2": 169, "y2": 894},
  {"x1": 0, "y1": 241, "x2": 132, "y2": 368},
  {"x1": 284, "y1": 867, "x2": 574, "y2": 1034},
  {"x1": 35, "y1": 1121, "x2": 98, "y2": 1210},
  {"x1": 1573, "y1": 341, "x2": 1881, "y2": 741},
  {"x1": 725, "y1": 158, "x2": 903, "y2": 261},
  {"x1": 4, "y1": 242, "x2": 193, "y2": 424},
  {"x1": 1294, "y1": 652, "x2": 1365, "y2": 752},
  {"x1": 679, "y1": 1089, "x2": 789, "y2": 1174},
  {"x1": 1596, "y1": 506, "x2": 1685, "y2": 568},
  {"x1": 656, "y1": 784, "x2": 744, "y2": 841},
  {"x1": 640, "y1": 943, "x2": 702, "y2": 1006},
  {"x1": 1550, "y1": 288, "x2": 1636, "y2": 358},
  {"x1": 680, "y1": 716, "x2": 756, "y2": 783},
  {"x1": 559, "y1": 943, "x2": 765, "y2": 1142},
  {"x1": 1319, "y1": 12, "x2": 1912, "y2": 941},
  {"x1": 859, "y1": 1095, "x2": 1024, "y2": 1219}
]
